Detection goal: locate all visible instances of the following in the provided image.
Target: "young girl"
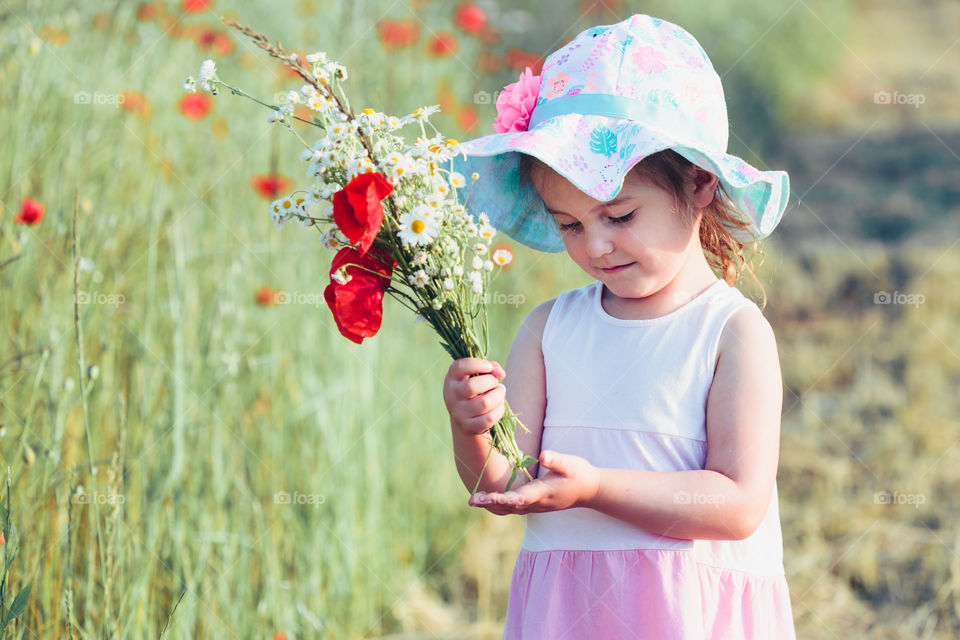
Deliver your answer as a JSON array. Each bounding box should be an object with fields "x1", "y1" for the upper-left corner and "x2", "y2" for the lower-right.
[{"x1": 443, "y1": 13, "x2": 795, "y2": 639}]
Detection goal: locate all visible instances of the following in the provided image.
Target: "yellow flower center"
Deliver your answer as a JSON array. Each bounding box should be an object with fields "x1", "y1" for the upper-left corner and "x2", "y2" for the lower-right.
[
  {"x1": 411, "y1": 219, "x2": 426, "y2": 234},
  {"x1": 362, "y1": 108, "x2": 376, "y2": 115}
]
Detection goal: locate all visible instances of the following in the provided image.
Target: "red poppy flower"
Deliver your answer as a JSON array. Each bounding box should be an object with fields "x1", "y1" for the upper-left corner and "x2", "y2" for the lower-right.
[
  {"x1": 457, "y1": 105, "x2": 478, "y2": 133},
  {"x1": 454, "y1": 2, "x2": 488, "y2": 35},
  {"x1": 255, "y1": 285, "x2": 279, "y2": 307},
  {"x1": 427, "y1": 32, "x2": 458, "y2": 58},
  {"x1": 377, "y1": 19, "x2": 419, "y2": 50},
  {"x1": 136, "y1": 3, "x2": 158, "y2": 21},
  {"x1": 179, "y1": 93, "x2": 213, "y2": 120},
  {"x1": 182, "y1": 0, "x2": 211, "y2": 13},
  {"x1": 332, "y1": 172, "x2": 393, "y2": 255},
  {"x1": 121, "y1": 90, "x2": 151, "y2": 120},
  {"x1": 213, "y1": 31, "x2": 234, "y2": 56},
  {"x1": 195, "y1": 27, "x2": 217, "y2": 51},
  {"x1": 273, "y1": 634, "x2": 288, "y2": 640},
  {"x1": 324, "y1": 247, "x2": 395, "y2": 344},
  {"x1": 15, "y1": 198, "x2": 44, "y2": 225},
  {"x1": 477, "y1": 26, "x2": 501, "y2": 47},
  {"x1": 250, "y1": 174, "x2": 292, "y2": 199},
  {"x1": 504, "y1": 48, "x2": 545, "y2": 74}
]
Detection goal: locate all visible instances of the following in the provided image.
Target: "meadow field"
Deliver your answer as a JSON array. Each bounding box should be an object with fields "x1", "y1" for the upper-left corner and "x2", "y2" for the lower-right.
[{"x1": 1, "y1": 0, "x2": 958, "y2": 638}]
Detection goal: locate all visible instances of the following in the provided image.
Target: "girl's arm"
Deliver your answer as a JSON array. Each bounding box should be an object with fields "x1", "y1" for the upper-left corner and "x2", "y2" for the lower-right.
[
  {"x1": 446, "y1": 299, "x2": 554, "y2": 494},
  {"x1": 470, "y1": 305, "x2": 783, "y2": 541}
]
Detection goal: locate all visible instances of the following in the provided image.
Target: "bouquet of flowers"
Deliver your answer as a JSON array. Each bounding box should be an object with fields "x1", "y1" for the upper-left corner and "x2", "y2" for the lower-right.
[{"x1": 183, "y1": 20, "x2": 536, "y2": 489}]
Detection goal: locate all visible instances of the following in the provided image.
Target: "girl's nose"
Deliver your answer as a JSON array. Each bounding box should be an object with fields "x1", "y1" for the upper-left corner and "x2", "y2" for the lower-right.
[{"x1": 584, "y1": 226, "x2": 614, "y2": 259}]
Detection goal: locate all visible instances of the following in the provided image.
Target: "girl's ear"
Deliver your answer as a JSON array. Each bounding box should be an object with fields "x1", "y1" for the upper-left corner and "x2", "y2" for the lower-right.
[{"x1": 691, "y1": 168, "x2": 720, "y2": 209}]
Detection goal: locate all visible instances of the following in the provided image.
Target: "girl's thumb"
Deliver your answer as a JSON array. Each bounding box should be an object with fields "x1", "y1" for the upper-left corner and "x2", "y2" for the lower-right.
[{"x1": 541, "y1": 451, "x2": 561, "y2": 471}]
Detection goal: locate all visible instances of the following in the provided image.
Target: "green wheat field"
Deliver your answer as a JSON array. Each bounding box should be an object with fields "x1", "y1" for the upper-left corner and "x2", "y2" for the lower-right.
[{"x1": 1, "y1": 0, "x2": 958, "y2": 638}]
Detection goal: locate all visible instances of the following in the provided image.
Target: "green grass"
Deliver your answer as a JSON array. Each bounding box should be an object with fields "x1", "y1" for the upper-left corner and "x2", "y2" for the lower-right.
[{"x1": 2, "y1": 1, "x2": 959, "y2": 638}]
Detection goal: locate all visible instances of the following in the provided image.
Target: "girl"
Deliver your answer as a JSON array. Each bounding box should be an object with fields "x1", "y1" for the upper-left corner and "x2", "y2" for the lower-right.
[{"x1": 443, "y1": 13, "x2": 795, "y2": 640}]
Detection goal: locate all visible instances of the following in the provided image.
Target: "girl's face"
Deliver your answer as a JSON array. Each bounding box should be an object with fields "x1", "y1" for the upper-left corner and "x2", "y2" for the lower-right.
[{"x1": 532, "y1": 164, "x2": 718, "y2": 302}]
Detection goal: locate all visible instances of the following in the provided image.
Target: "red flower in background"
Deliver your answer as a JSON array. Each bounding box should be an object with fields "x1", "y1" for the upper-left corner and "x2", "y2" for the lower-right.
[
  {"x1": 377, "y1": 19, "x2": 419, "y2": 50},
  {"x1": 121, "y1": 90, "x2": 151, "y2": 120},
  {"x1": 15, "y1": 198, "x2": 44, "y2": 225},
  {"x1": 179, "y1": 93, "x2": 213, "y2": 120},
  {"x1": 454, "y1": 2, "x2": 488, "y2": 35},
  {"x1": 427, "y1": 32, "x2": 458, "y2": 58},
  {"x1": 136, "y1": 3, "x2": 159, "y2": 21},
  {"x1": 504, "y1": 48, "x2": 545, "y2": 74},
  {"x1": 255, "y1": 285, "x2": 280, "y2": 307},
  {"x1": 250, "y1": 174, "x2": 292, "y2": 199},
  {"x1": 324, "y1": 247, "x2": 395, "y2": 344},
  {"x1": 332, "y1": 172, "x2": 393, "y2": 255},
  {"x1": 457, "y1": 105, "x2": 478, "y2": 133},
  {"x1": 182, "y1": 0, "x2": 211, "y2": 13}
]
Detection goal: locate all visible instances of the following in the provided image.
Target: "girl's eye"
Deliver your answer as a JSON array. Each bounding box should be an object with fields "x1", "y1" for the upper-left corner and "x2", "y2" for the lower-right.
[{"x1": 557, "y1": 211, "x2": 636, "y2": 234}]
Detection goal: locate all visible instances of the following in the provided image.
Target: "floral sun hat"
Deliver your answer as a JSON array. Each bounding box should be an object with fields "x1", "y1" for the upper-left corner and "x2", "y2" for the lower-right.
[{"x1": 449, "y1": 13, "x2": 790, "y2": 253}]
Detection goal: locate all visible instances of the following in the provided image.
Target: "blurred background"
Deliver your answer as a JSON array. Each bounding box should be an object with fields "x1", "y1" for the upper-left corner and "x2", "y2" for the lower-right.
[{"x1": 1, "y1": 0, "x2": 958, "y2": 637}]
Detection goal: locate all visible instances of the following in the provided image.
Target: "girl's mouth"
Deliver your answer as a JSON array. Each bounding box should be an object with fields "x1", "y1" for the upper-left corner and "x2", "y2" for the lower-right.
[{"x1": 600, "y1": 262, "x2": 635, "y2": 274}]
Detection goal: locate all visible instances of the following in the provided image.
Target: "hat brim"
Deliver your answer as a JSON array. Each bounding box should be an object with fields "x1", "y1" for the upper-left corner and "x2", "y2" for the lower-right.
[{"x1": 450, "y1": 114, "x2": 789, "y2": 253}]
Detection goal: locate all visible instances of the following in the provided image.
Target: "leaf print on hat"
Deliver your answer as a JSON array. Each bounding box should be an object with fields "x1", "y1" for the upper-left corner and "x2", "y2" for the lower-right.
[{"x1": 589, "y1": 125, "x2": 618, "y2": 156}]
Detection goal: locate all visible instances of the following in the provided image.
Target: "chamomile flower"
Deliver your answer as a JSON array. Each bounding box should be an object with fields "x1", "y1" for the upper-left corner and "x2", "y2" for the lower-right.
[
  {"x1": 398, "y1": 210, "x2": 440, "y2": 247},
  {"x1": 320, "y1": 228, "x2": 343, "y2": 250},
  {"x1": 479, "y1": 224, "x2": 496, "y2": 241},
  {"x1": 331, "y1": 267, "x2": 352, "y2": 285},
  {"x1": 442, "y1": 278, "x2": 454, "y2": 290},
  {"x1": 452, "y1": 264, "x2": 464, "y2": 277},
  {"x1": 408, "y1": 270, "x2": 430, "y2": 288},
  {"x1": 492, "y1": 248, "x2": 514, "y2": 266},
  {"x1": 473, "y1": 243, "x2": 488, "y2": 256},
  {"x1": 198, "y1": 59, "x2": 217, "y2": 94},
  {"x1": 465, "y1": 223, "x2": 479, "y2": 237},
  {"x1": 472, "y1": 255, "x2": 484, "y2": 270},
  {"x1": 305, "y1": 51, "x2": 328, "y2": 65},
  {"x1": 482, "y1": 260, "x2": 494, "y2": 272},
  {"x1": 412, "y1": 251, "x2": 429, "y2": 265},
  {"x1": 448, "y1": 172, "x2": 466, "y2": 188}
]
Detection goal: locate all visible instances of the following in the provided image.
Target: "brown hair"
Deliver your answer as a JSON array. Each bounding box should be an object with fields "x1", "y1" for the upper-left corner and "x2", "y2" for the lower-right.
[{"x1": 518, "y1": 150, "x2": 767, "y2": 308}]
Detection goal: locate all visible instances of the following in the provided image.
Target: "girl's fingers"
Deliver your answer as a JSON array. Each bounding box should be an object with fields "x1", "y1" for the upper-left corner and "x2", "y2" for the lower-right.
[
  {"x1": 461, "y1": 373, "x2": 501, "y2": 399},
  {"x1": 449, "y1": 358, "x2": 502, "y2": 381}
]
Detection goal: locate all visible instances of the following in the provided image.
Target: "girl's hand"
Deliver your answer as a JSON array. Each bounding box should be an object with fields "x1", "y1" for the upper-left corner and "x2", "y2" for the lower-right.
[
  {"x1": 443, "y1": 358, "x2": 507, "y2": 436},
  {"x1": 468, "y1": 451, "x2": 599, "y2": 515}
]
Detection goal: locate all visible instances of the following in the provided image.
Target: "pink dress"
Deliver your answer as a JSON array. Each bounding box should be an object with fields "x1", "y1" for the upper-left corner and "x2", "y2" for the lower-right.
[{"x1": 503, "y1": 279, "x2": 796, "y2": 639}]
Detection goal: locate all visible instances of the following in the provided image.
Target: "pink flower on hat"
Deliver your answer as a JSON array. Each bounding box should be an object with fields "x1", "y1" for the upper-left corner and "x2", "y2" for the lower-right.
[{"x1": 492, "y1": 66, "x2": 540, "y2": 133}]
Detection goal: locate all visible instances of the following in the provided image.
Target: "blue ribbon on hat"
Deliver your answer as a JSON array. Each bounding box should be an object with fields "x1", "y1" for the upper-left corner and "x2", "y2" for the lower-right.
[{"x1": 526, "y1": 93, "x2": 723, "y2": 153}]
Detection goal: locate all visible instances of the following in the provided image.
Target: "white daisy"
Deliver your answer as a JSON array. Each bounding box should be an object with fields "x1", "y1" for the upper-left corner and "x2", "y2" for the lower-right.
[
  {"x1": 492, "y1": 248, "x2": 513, "y2": 266},
  {"x1": 442, "y1": 278, "x2": 454, "y2": 290},
  {"x1": 465, "y1": 223, "x2": 479, "y2": 237},
  {"x1": 479, "y1": 224, "x2": 496, "y2": 241},
  {"x1": 452, "y1": 264, "x2": 464, "y2": 277},
  {"x1": 473, "y1": 243, "x2": 488, "y2": 256},
  {"x1": 412, "y1": 251, "x2": 428, "y2": 265},
  {"x1": 482, "y1": 260, "x2": 494, "y2": 272},
  {"x1": 408, "y1": 270, "x2": 430, "y2": 288},
  {"x1": 448, "y1": 172, "x2": 466, "y2": 188},
  {"x1": 397, "y1": 210, "x2": 440, "y2": 247},
  {"x1": 472, "y1": 255, "x2": 483, "y2": 270}
]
